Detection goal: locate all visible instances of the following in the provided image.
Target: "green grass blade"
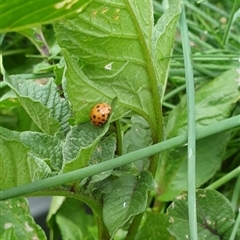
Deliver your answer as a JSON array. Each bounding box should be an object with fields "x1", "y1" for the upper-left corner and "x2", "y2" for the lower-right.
[
  {"x1": 206, "y1": 167, "x2": 240, "y2": 190},
  {"x1": 230, "y1": 208, "x2": 240, "y2": 240},
  {"x1": 179, "y1": 5, "x2": 198, "y2": 240},
  {"x1": 222, "y1": 0, "x2": 240, "y2": 45}
]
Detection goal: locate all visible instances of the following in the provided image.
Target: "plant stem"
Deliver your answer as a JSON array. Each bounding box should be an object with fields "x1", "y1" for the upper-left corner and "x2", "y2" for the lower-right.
[
  {"x1": 206, "y1": 166, "x2": 240, "y2": 190},
  {"x1": 229, "y1": 208, "x2": 240, "y2": 240},
  {"x1": 231, "y1": 173, "x2": 240, "y2": 211},
  {"x1": 125, "y1": 212, "x2": 144, "y2": 240},
  {"x1": 27, "y1": 189, "x2": 110, "y2": 239},
  {"x1": 1, "y1": 115, "x2": 239, "y2": 201},
  {"x1": 179, "y1": 5, "x2": 198, "y2": 240},
  {"x1": 115, "y1": 119, "x2": 123, "y2": 156}
]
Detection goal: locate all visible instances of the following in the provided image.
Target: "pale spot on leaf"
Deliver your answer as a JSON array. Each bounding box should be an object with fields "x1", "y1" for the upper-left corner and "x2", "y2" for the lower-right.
[
  {"x1": 54, "y1": 0, "x2": 78, "y2": 10},
  {"x1": 25, "y1": 221, "x2": 34, "y2": 232},
  {"x1": 4, "y1": 223, "x2": 13, "y2": 229},
  {"x1": 105, "y1": 62, "x2": 114, "y2": 70}
]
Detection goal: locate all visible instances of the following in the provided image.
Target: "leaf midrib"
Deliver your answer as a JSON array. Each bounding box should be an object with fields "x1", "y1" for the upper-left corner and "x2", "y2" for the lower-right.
[{"x1": 125, "y1": 0, "x2": 162, "y2": 141}]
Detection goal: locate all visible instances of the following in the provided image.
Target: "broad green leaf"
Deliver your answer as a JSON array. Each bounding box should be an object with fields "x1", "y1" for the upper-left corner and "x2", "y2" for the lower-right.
[
  {"x1": 153, "y1": 0, "x2": 182, "y2": 95},
  {"x1": 79, "y1": 134, "x2": 117, "y2": 197},
  {"x1": 122, "y1": 116, "x2": 152, "y2": 172},
  {"x1": 89, "y1": 133, "x2": 116, "y2": 165},
  {"x1": 0, "y1": 125, "x2": 21, "y2": 140},
  {"x1": 0, "y1": 127, "x2": 50, "y2": 189},
  {"x1": 54, "y1": 0, "x2": 181, "y2": 135},
  {"x1": 62, "y1": 121, "x2": 112, "y2": 173},
  {"x1": 0, "y1": 198, "x2": 47, "y2": 239},
  {"x1": 87, "y1": 133, "x2": 116, "y2": 184},
  {"x1": 54, "y1": 198, "x2": 97, "y2": 240},
  {"x1": 4, "y1": 75, "x2": 71, "y2": 135},
  {"x1": 159, "y1": 132, "x2": 228, "y2": 201},
  {"x1": 103, "y1": 171, "x2": 153, "y2": 237},
  {"x1": 157, "y1": 67, "x2": 240, "y2": 201},
  {"x1": 167, "y1": 189, "x2": 237, "y2": 240},
  {"x1": 19, "y1": 131, "x2": 64, "y2": 171},
  {"x1": 136, "y1": 212, "x2": 175, "y2": 240},
  {"x1": 0, "y1": 0, "x2": 93, "y2": 33},
  {"x1": 123, "y1": 116, "x2": 152, "y2": 154}
]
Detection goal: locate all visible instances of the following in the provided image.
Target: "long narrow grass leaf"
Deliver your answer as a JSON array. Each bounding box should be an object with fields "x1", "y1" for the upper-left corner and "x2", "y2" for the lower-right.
[{"x1": 179, "y1": 5, "x2": 198, "y2": 240}]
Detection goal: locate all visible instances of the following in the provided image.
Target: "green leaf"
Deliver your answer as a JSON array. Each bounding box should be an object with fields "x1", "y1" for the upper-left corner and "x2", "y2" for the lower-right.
[
  {"x1": 0, "y1": 0, "x2": 93, "y2": 33},
  {"x1": 159, "y1": 132, "x2": 228, "y2": 201},
  {"x1": 123, "y1": 116, "x2": 152, "y2": 154},
  {"x1": 157, "y1": 67, "x2": 240, "y2": 201},
  {"x1": 167, "y1": 189, "x2": 236, "y2": 240},
  {"x1": 19, "y1": 27, "x2": 52, "y2": 58},
  {"x1": 0, "y1": 227, "x2": 17, "y2": 240},
  {"x1": 19, "y1": 131, "x2": 63, "y2": 171},
  {"x1": 4, "y1": 75, "x2": 71, "y2": 135},
  {"x1": 103, "y1": 171, "x2": 153, "y2": 237},
  {"x1": 136, "y1": 212, "x2": 175, "y2": 240},
  {"x1": 54, "y1": 198, "x2": 97, "y2": 240},
  {"x1": 90, "y1": 133, "x2": 116, "y2": 165},
  {"x1": 0, "y1": 127, "x2": 50, "y2": 189},
  {"x1": 62, "y1": 121, "x2": 111, "y2": 173},
  {"x1": 167, "y1": 67, "x2": 240, "y2": 137},
  {"x1": 79, "y1": 134, "x2": 117, "y2": 197},
  {"x1": 153, "y1": 0, "x2": 183, "y2": 95},
  {"x1": 54, "y1": 0, "x2": 181, "y2": 136},
  {"x1": 0, "y1": 198, "x2": 47, "y2": 239},
  {"x1": 122, "y1": 116, "x2": 152, "y2": 172},
  {"x1": 87, "y1": 133, "x2": 116, "y2": 184}
]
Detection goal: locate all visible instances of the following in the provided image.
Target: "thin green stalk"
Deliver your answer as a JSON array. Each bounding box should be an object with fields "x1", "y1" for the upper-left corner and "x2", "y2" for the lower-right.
[
  {"x1": 193, "y1": 64, "x2": 219, "y2": 78},
  {"x1": 229, "y1": 208, "x2": 240, "y2": 240},
  {"x1": 201, "y1": 2, "x2": 229, "y2": 16},
  {"x1": 231, "y1": 174, "x2": 240, "y2": 211},
  {"x1": 115, "y1": 119, "x2": 123, "y2": 156},
  {"x1": 16, "y1": 73, "x2": 55, "y2": 79},
  {"x1": 222, "y1": 0, "x2": 240, "y2": 45},
  {"x1": 0, "y1": 115, "x2": 239, "y2": 201},
  {"x1": 125, "y1": 212, "x2": 144, "y2": 240},
  {"x1": 206, "y1": 166, "x2": 240, "y2": 190},
  {"x1": 2, "y1": 49, "x2": 35, "y2": 56},
  {"x1": 179, "y1": 5, "x2": 198, "y2": 240},
  {"x1": 163, "y1": 78, "x2": 205, "y2": 102},
  {"x1": 163, "y1": 84, "x2": 186, "y2": 101},
  {"x1": 171, "y1": 55, "x2": 239, "y2": 61},
  {"x1": 162, "y1": 101, "x2": 176, "y2": 109}
]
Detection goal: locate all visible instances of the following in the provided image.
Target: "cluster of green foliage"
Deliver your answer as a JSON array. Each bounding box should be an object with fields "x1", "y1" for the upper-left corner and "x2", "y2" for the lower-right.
[{"x1": 0, "y1": 0, "x2": 239, "y2": 239}]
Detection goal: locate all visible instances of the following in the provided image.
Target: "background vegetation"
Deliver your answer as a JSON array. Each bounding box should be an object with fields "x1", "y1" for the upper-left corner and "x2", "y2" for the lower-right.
[{"x1": 0, "y1": 0, "x2": 239, "y2": 239}]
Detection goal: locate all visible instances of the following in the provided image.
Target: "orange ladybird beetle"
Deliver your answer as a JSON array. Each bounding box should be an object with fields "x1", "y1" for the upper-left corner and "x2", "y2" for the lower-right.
[{"x1": 90, "y1": 103, "x2": 111, "y2": 126}]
